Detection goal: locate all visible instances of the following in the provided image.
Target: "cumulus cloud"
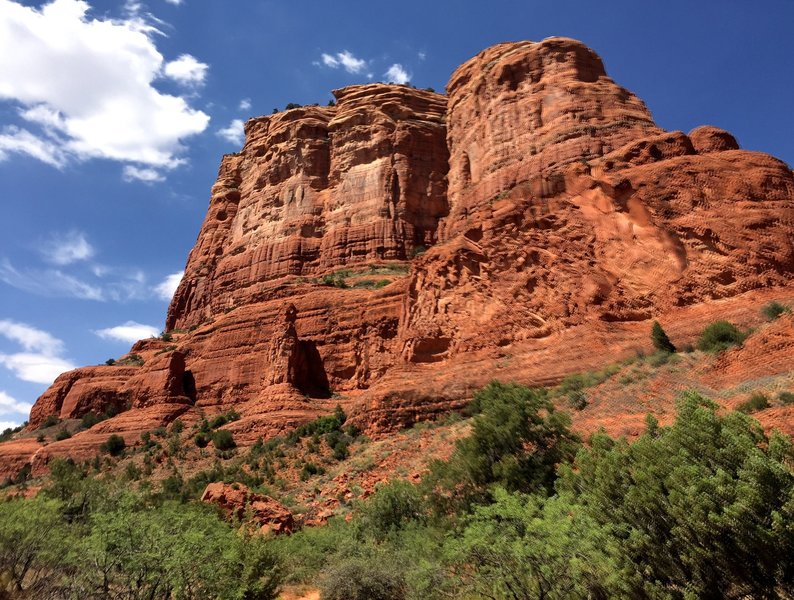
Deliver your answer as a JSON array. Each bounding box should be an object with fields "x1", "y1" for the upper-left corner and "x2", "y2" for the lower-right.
[
  {"x1": 154, "y1": 271, "x2": 183, "y2": 301},
  {"x1": 320, "y1": 50, "x2": 368, "y2": 74},
  {"x1": 0, "y1": 391, "x2": 32, "y2": 415},
  {"x1": 217, "y1": 119, "x2": 245, "y2": 145},
  {"x1": 0, "y1": 0, "x2": 210, "y2": 178},
  {"x1": 164, "y1": 54, "x2": 208, "y2": 86},
  {"x1": 0, "y1": 319, "x2": 64, "y2": 355},
  {"x1": 239, "y1": 98, "x2": 251, "y2": 111},
  {"x1": 0, "y1": 319, "x2": 75, "y2": 384},
  {"x1": 40, "y1": 230, "x2": 95, "y2": 265},
  {"x1": 384, "y1": 64, "x2": 411, "y2": 85},
  {"x1": 122, "y1": 165, "x2": 166, "y2": 183},
  {"x1": 95, "y1": 320, "x2": 159, "y2": 343}
]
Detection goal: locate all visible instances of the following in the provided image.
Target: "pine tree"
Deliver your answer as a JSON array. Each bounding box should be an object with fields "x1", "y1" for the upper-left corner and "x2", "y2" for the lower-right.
[{"x1": 651, "y1": 321, "x2": 676, "y2": 353}]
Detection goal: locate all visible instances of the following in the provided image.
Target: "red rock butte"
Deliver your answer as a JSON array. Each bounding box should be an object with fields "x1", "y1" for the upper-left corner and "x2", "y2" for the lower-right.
[{"x1": 5, "y1": 37, "x2": 794, "y2": 476}]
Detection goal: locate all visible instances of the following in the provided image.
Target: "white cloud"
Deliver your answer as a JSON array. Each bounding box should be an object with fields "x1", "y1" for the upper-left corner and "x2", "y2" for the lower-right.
[
  {"x1": 0, "y1": 0, "x2": 210, "y2": 176},
  {"x1": 164, "y1": 54, "x2": 208, "y2": 86},
  {"x1": 0, "y1": 420, "x2": 22, "y2": 430},
  {"x1": 154, "y1": 271, "x2": 183, "y2": 301},
  {"x1": 0, "y1": 259, "x2": 105, "y2": 300},
  {"x1": 0, "y1": 391, "x2": 32, "y2": 415},
  {"x1": 0, "y1": 125, "x2": 67, "y2": 168},
  {"x1": 164, "y1": 0, "x2": 182, "y2": 4},
  {"x1": 0, "y1": 352, "x2": 76, "y2": 384},
  {"x1": 320, "y1": 50, "x2": 368, "y2": 74},
  {"x1": 122, "y1": 165, "x2": 166, "y2": 183},
  {"x1": 239, "y1": 98, "x2": 251, "y2": 111},
  {"x1": 217, "y1": 119, "x2": 245, "y2": 145},
  {"x1": 0, "y1": 320, "x2": 75, "y2": 384},
  {"x1": 384, "y1": 64, "x2": 411, "y2": 85},
  {"x1": 418, "y1": 51, "x2": 426, "y2": 61},
  {"x1": 40, "y1": 230, "x2": 95, "y2": 265},
  {"x1": 95, "y1": 320, "x2": 159, "y2": 343},
  {"x1": 0, "y1": 319, "x2": 63, "y2": 355}
]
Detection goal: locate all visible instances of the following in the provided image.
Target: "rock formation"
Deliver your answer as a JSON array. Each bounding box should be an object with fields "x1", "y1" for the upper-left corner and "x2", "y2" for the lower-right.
[
  {"x1": 201, "y1": 482, "x2": 294, "y2": 534},
  {"x1": 3, "y1": 37, "x2": 793, "y2": 478}
]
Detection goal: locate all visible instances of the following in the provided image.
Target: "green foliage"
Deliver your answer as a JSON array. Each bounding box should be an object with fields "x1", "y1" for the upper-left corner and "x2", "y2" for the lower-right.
[
  {"x1": 54, "y1": 426, "x2": 71, "y2": 441},
  {"x1": 40, "y1": 414, "x2": 60, "y2": 429},
  {"x1": 651, "y1": 320, "x2": 676, "y2": 353},
  {"x1": 100, "y1": 434, "x2": 126, "y2": 456},
  {"x1": 319, "y1": 556, "x2": 406, "y2": 600},
  {"x1": 81, "y1": 412, "x2": 102, "y2": 429},
  {"x1": 104, "y1": 358, "x2": 116, "y2": 366},
  {"x1": 737, "y1": 392, "x2": 770, "y2": 413},
  {"x1": 170, "y1": 418, "x2": 184, "y2": 435},
  {"x1": 117, "y1": 353, "x2": 145, "y2": 366},
  {"x1": 762, "y1": 300, "x2": 789, "y2": 321},
  {"x1": 194, "y1": 431, "x2": 209, "y2": 448},
  {"x1": 212, "y1": 429, "x2": 236, "y2": 451},
  {"x1": 556, "y1": 391, "x2": 794, "y2": 598},
  {"x1": 410, "y1": 245, "x2": 427, "y2": 257},
  {"x1": 567, "y1": 389, "x2": 588, "y2": 410},
  {"x1": 697, "y1": 320, "x2": 747, "y2": 353},
  {"x1": 355, "y1": 480, "x2": 426, "y2": 540},
  {"x1": 451, "y1": 489, "x2": 632, "y2": 599},
  {"x1": 779, "y1": 391, "x2": 794, "y2": 405},
  {"x1": 299, "y1": 462, "x2": 324, "y2": 481},
  {"x1": 285, "y1": 102, "x2": 302, "y2": 110},
  {"x1": 425, "y1": 382, "x2": 580, "y2": 512}
]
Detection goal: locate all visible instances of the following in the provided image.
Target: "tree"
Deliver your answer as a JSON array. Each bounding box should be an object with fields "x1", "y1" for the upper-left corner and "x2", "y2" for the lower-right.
[
  {"x1": 424, "y1": 382, "x2": 580, "y2": 512},
  {"x1": 556, "y1": 392, "x2": 794, "y2": 598},
  {"x1": 650, "y1": 321, "x2": 676, "y2": 353}
]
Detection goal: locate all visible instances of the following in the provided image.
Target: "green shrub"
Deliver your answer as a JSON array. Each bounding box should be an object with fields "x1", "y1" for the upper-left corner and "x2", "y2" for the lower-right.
[
  {"x1": 212, "y1": 430, "x2": 236, "y2": 451},
  {"x1": 300, "y1": 462, "x2": 324, "y2": 481},
  {"x1": 170, "y1": 419, "x2": 184, "y2": 435},
  {"x1": 81, "y1": 412, "x2": 102, "y2": 429},
  {"x1": 410, "y1": 245, "x2": 427, "y2": 257},
  {"x1": 100, "y1": 434, "x2": 126, "y2": 456},
  {"x1": 696, "y1": 320, "x2": 746, "y2": 353},
  {"x1": 40, "y1": 415, "x2": 60, "y2": 429},
  {"x1": 651, "y1": 321, "x2": 676, "y2": 353},
  {"x1": 737, "y1": 393, "x2": 770, "y2": 414},
  {"x1": 104, "y1": 358, "x2": 116, "y2": 366},
  {"x1": 567, "y1": 389, "x2": 588, "y2": 410},
  {"x1": 55, "y1": 427, "x2": 71, "y2": 441},
  {"x1": 761, "y1": 301, "x2": 789, "y2": 321},
  {"x1": 194, "y1": 432, "x2": 210, "y2": 448},
  {"x1": 319, "y1": 556, "x2": 406, "y2": 600},
  {"x1": 779, "y1": 391, "x2": 794, "y2": 405}
]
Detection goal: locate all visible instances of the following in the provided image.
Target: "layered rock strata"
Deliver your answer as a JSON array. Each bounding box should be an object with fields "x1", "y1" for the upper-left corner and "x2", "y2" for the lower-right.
[{"x1": 4, "y1": 37, "x2": 793, "y2": 478}]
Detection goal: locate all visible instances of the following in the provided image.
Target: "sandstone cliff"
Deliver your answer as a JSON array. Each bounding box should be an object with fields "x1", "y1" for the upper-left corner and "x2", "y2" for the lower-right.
[{"x1": 4, "y1": 37, "x2": 793, "y2": 477}]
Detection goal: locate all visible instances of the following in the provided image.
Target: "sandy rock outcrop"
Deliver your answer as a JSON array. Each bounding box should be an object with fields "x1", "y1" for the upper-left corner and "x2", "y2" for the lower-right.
[
  {"x1": 201, "y1": 482, "x2": 294, "y2": 534},
  {"x1": 4, "y1": 37, "x2": 794, "y2": 479}
]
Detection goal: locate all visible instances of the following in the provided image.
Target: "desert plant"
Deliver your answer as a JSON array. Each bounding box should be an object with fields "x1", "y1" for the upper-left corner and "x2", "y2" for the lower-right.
[
  {"x1": 100, "y1": 434, "x2": 126, "y2": 456},
  {"x1": 761, "y1": 301, "x2": 789, "y2": 321},
  {"x1": 650, "y1": 321, "x2": 676, "y2": 353},
  {"x1": 55, "y1": 427, "x2": 71, "y2": 441},
  {"x1": 779, "y1": 391, "x2": 794, "y2": 405},
  {"x1": 696, "y1": 320, "x2": 746, "y2": 353},
  {"x1": 737, "y1": 393, "x2": 770, "y2": 414},
  {"x1": 212, "y1": 429, "x2": 236, "y2": 451}
]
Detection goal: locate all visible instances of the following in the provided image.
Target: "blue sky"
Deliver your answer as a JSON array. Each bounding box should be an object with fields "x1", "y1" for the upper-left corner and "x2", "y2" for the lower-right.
[{"x1": 0, "y1": 0, "x2": 793, "y2": 428}]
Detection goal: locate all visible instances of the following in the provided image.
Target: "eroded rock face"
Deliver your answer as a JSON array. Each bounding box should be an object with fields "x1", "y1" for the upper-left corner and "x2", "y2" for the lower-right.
[
  {"x1": 6, "y1": 37, "x2": 794, "y2": 477},
  {"x1": 201, "y1": 482, "x2": 294, "y2": 534},
  {"x1": 166, "y1": 85, "x2": 448, "y2": 331}
]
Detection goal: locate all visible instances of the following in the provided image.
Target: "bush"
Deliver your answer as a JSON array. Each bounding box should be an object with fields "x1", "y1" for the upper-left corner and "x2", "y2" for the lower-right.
[
  {"x1": 651, "y1": 321, "x2": 676, "y2": 353},
  {"x1": 105, "y1": 358, "x2": 116, "y2": 366},
  {"x1": 194, "y1": 432, "x2": 210, "y2": 448},
  {"x1": 696, "y1": 320, "x2": 746, "y2": 353},
  {"x1": 55, "y1": 427, "x2": 71, "y2": 441},
  {"x1": 81, "y1": 412, "x2": 102, "y2": 429},
  {"x1": 40, "y1": 414, "x2": 60, "y2": 429},
  {"x1": 567, "y1": 389, "x2": 588, "y2": 410},
  {"x1": 212, "y1": 430, "x2": 236, "y2": 451},
  {"x1": 779, "y1": 391, "x2": 794, "y2": 405},
  {"x1": 737, "y1": 393, "x2": 770, "y2": 414},
  {"x1": 319, "y1": 557, "x2": 406, "y2": 600},
  {"x1": 100, "y1": 434, "x2": 126, "y2": 456},
  {"x1": 761, "y1": 301, "x2": 789, "y2": 321}
]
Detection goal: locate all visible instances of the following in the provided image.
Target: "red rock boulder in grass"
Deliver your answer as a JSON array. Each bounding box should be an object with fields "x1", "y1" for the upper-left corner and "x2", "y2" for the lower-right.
[{"x1": 201, "y1": 482, "x2": 294, "y2": 534}]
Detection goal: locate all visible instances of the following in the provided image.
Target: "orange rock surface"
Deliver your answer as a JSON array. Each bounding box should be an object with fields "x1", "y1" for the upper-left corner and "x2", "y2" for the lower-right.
[
  {"x1": 201, "y1": 482, "x2": 294, "y2": 534},
  {"x1": 3, "y1": 37, "x2": 793, "y2": 479}
]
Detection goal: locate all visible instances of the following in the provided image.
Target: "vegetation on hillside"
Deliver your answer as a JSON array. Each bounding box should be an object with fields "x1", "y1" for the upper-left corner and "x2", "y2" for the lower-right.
[{"x1": 1, "y1": 380, "x2": 792, "y2": 599}]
